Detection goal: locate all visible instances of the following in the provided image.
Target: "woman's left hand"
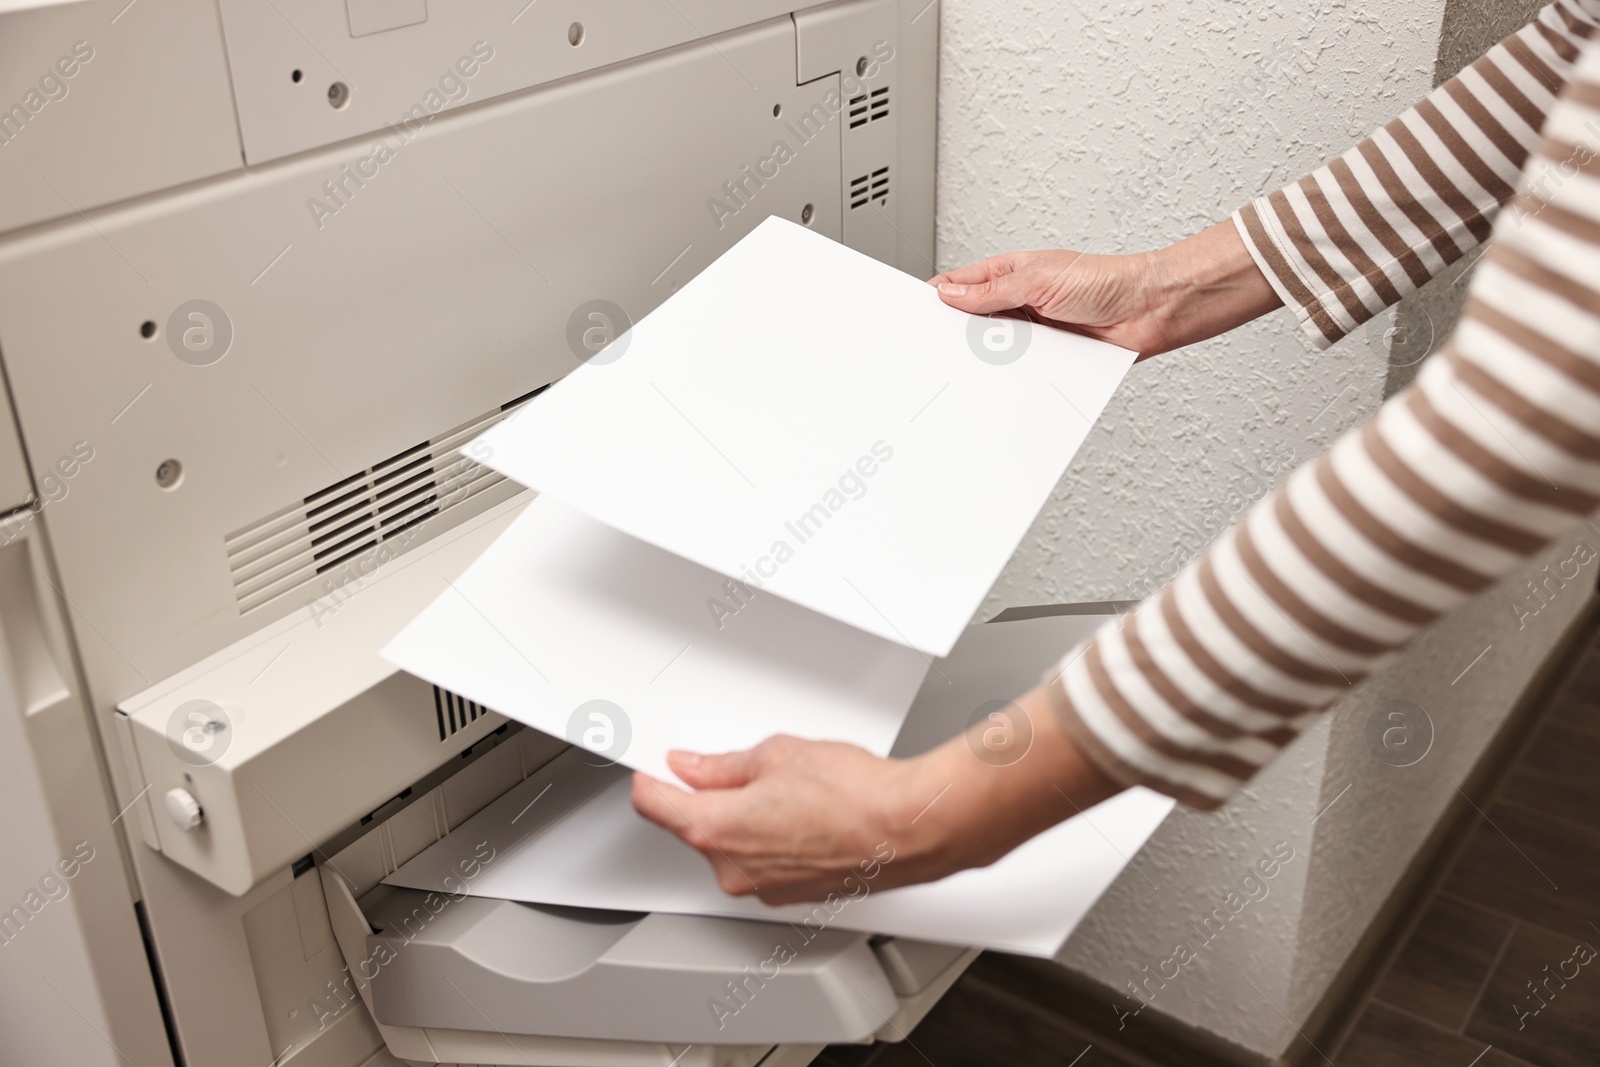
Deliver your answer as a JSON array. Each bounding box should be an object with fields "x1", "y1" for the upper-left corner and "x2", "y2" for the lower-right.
[{"x1": 630, "y1": 684, "x2": 1125, "y2": 905}]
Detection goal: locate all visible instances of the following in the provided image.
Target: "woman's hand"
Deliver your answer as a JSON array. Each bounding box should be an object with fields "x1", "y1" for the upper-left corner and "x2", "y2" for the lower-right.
[
  {"x1": 930, "y1": 220, "x2": 1282, "y2": 359},
  {"x1": 631, "y1": 735, "x2": 944, "y2": 904},
  {"x1": 630, "y1": 685, "x2": 1124, "y2": 905}
]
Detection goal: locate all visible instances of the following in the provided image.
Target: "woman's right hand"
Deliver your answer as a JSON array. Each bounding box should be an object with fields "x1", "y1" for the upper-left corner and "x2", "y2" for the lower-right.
[{"x1": 930, "y1": 220, "x2": 1282, "y2": 360}]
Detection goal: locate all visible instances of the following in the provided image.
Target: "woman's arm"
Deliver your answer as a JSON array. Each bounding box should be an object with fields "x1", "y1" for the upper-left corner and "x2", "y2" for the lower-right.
[
  {"x1": 937, "y1": 0, "x2": 1600, "y2": 354},
  {"x1": 635, "y1": 37, "x2": 1600, "y2": 896},
  {"x1": 1237, "y1": 0, "x2": 1597, "y2": 346}
]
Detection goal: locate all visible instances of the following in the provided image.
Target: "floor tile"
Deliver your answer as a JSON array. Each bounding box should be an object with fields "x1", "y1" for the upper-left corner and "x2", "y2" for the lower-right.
[
  {"x1": 1548, "y1": 651, "x2": 1600, "y2": 731},
  {"x1": 1441, "y1": 801, "x2": 1600, "y2": 943},
  {"x1": 820, "y1": 970, "x2": 1140, "y2": 1067},
  {"x1": 1337, "y1": 1001, "x2": 1522, "y2": 1067},
  {"x1": 1466, "y1": 920, "x2": 1600, "y2": 1067},
  {"x1": 1373, "y1": 894, "x2": 1516, "y2": 1030},
  {"x1": 1499, "y1": 721, "x2": 1600, "y2": 834}
]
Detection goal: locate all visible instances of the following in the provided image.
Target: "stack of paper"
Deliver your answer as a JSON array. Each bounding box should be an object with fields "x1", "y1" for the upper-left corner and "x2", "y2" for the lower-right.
[
  {"x1": 381, "y1": 217, "x2": 1148, "y2": 953},
  {"x1": 386, "y1": 613, "x2": 1176, "y2": 958}
]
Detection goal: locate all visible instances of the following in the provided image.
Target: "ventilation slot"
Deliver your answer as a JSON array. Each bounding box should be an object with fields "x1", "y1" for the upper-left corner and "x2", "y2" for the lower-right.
[
  {"x1": 434, "y1": 685, "x2": 488, "y2": 742},
  {"x1": 224, "y1": 389, "x2": 543, "y2": 615},
  {"x1": 849, "y1": 166, "x2": 890, "y2": 209},
  {"x1": 847, "y1": 86, "x2": 890, "y2": 128}
]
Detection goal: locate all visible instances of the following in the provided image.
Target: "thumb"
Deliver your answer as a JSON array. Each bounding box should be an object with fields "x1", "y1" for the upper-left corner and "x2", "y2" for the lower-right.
[
  {"x1": 936, "y1": 268, "x2": 1042, "y2": 316},
  {"x1": 668, "y1": 747, "x2": 761, "y2": 790}
]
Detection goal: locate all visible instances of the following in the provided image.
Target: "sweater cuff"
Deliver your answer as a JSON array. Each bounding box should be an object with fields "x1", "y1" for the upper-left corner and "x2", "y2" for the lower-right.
[
  {"x1": 1039, "y1": 660, "x2": 1230, "y2": 812},
  {"x1": 1232, "y1": 203, "x2": 1346, "y2": 351}
]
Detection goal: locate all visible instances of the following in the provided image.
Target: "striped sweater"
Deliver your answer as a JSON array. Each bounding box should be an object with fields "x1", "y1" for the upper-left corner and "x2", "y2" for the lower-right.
[{"x1": 1045, "y1": 0, "x2": 1600, "y2": 810}]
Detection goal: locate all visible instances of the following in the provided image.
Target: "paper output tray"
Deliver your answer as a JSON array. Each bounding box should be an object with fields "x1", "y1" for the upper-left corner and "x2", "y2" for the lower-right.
[
  {"x1": 324, "y1": 863, "x2": 974, "y2": 1062},
  {"x1": 363, "y1": 886, "x2": 899, "y2": 1044},
  {"x1": 317, "y1": 603, "x2": 1121, "y2": 1063}
]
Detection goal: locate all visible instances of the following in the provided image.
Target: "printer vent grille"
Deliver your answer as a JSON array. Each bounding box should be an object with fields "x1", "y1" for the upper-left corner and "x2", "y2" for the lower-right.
[
  {"x1": 223, "y1": 389, "x2": 543, "y2": 616},
  {"x1": 847, "y1": 86, "x2": 889, "y2": 128},
  {"x1": 849, "y1": 166, "x2": 890, "y2": 209},
  {"x1": 433, "y1": 685, "x2": 487, "y2": 741}
]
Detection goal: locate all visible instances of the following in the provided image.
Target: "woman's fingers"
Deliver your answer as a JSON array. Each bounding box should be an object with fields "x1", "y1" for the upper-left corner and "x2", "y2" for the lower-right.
[
  {"x1": 930, "y1": 253, "x2": 1077, "y2": 316},
  {"x1": 666, "y1": 746, "x2": 760, "y2": 790},
  {"x1": 935, "y1": 268, "x2": 1040, "y2": 315},
  {"x1": 630, "y1": 772, "x2": 712, "y2": 847},
  {"x1": 928, "y1": 255, "x2": 1015, "y2": 288}
]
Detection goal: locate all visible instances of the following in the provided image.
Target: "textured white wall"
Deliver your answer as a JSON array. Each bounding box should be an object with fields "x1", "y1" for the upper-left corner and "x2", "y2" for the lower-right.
[
  {"x1": 932, "y1": 0, "x2": 1465, "y2": 1055},
  {"x1": 935, "y1": 0, "x2": 1445, "y2": 610},
  {"x1": 1285, "y1": 538, "x2": 1597, "y2": 1028}
]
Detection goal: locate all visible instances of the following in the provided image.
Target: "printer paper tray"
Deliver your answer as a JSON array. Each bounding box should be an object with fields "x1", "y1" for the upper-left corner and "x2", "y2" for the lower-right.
[{"x1": 323, "y1": 861, "x2": 976, "y2": 1063}]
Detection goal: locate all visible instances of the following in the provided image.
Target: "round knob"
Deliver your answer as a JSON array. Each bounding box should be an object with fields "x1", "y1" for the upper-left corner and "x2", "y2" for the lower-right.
[{"x1": 164, "y1": 788, "x2": 204, "y2": 831}]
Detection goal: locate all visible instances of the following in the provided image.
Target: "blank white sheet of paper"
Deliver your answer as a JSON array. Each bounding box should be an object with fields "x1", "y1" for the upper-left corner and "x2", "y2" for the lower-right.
[
  {"x1": 386, "y1": 612, "x2": 1175, "y2": 958},
  {"x1": 385, "y1": 748, "x2": 1172, "y2": 959},
  {"x1": 380, "y1": 495, "x2": 931, "y2": 783},
  {"x1": 470, "y1": 217, "x2": 1136, "y2": 657}
]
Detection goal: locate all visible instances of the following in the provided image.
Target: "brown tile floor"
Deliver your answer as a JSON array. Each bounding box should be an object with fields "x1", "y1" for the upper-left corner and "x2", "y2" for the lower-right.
[
  {"x1": 816, "y1": 644, "x2": 1600, "y2": 1067},
  {"x1": 1342, "y1": 643, "x2": 1600, "y2": 1067}
]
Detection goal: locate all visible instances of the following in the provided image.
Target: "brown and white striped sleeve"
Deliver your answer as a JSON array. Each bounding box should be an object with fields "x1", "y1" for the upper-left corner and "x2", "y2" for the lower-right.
[
  {"x1": 1047, "y1": 39, "x2": 1600, "y2": 811},
  {"x1": 1234, "y1": 0, "x2": 1600, "y2": 348}
]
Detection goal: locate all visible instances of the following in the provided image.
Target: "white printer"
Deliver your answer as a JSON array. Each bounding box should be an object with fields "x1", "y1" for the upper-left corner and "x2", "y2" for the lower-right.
[{"x1": 0, "y1": 3, "x2": 1118, "y2": 1065}]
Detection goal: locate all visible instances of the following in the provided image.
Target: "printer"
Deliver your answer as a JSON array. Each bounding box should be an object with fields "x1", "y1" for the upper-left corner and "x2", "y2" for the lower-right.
[{"x1": 0, "y1": 3, "x2": 1122, "y2": 1064}]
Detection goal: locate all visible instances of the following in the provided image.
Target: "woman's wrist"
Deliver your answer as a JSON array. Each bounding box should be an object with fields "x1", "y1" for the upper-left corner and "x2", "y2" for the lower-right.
[
  {"x1": 1141, "y1": 220, "x2": 1282, "y2": 355},
  {"x1": 894, "y1": 684, "x2": 1124, "y2": 877}
]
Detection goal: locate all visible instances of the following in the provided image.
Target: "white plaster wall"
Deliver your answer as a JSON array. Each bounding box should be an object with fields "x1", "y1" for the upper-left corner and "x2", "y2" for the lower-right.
[
  {"x1": 935, "y1": 0, "x2": 1445, "y2": 608},
  {"x1": 1285, "y1": 536, "x2": 1598, "y2": 1028},
  {"x1": 932, "y1": 0, "x2": 1470, "y2": 1055},
  {"x1": 1058, "y1": 714, "x2": 1328, "y2": 1053},
  {"x1": 936, "y1": 2, "x2": 1600, "y2": 1058}
]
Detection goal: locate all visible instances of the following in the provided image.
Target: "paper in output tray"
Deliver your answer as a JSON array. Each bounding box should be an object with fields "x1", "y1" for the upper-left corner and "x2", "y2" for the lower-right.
[
  {"x1": 387, "y1": 613, "x2": 1175, "y2": 959},
  {"x1": 386, "y1": 748, "x2": 1171, "y2": 959}
]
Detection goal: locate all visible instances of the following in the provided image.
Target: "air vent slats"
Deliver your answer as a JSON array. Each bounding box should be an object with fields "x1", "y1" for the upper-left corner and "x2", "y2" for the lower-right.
[
  {"x1": 231, "y1": 544, "x2": 320, "y2": 599},
  {"x1": 373, "y1": 451, "x2": 433, "y2": 482},
  {"x1": 434, "y1": 685, "x2": 489, "y2": 741},
  {"x1": 378, "y1": 496, "x2": 440, "y2": 534},
  {"x1": 226, "y1": 520, "x2": 320, "y2": 577},
  {"x1": 305, "y1": 477, "x2": 373, "y2": 518},
  {"x1": 382, "y1": 507, "x2": 439, "y2": 542},
  {"x1": 224, "y1": 500, "x2": 309, "y2": 552},
  {"x1": 437, "y1": 460, "x2": 498, "y2": 493},
  {"x1": 308, "y1": 504, "x2": 377, "y2": 545},
  {"x1": 224, "y1": 390, "x2": 542, "y2": 615},
  {"x1": 849, "y1": 166, "x2": 890, "y2": 209},
  {"x1": 434, "y1": 466, "x2": 503, "y2": 512},
  {"x1": 848, "y1": 86, "x2": 891, "y2": 128},
  {"x1": 375, "y1": 474, "x2": 437, "y2": 512},
  {"x1": 313, "y1": 531, "x2": 380, "y2": 571}
]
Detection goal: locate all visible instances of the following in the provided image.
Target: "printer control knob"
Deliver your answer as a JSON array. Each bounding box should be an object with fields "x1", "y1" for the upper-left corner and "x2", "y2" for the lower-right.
[{"x1": 164, "y1": 788, "x2": 204, "y2": 832}]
